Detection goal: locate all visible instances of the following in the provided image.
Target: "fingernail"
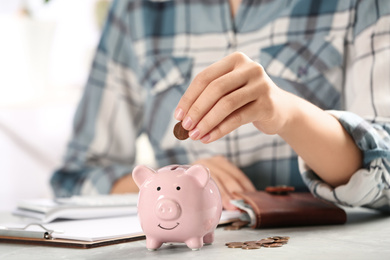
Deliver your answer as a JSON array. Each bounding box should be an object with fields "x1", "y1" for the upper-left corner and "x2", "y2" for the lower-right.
[
  {"x1": 182, "y1": 116, "x2": 193, "y2": 130},
  {"x1": 189, "y1": 128, "x2": 200, "y2": 140},
  {"x1": 174, "y1": 108, "x2": 184, "y2": 121},
  {"x1": 200, "y1": 133, "x2": 210, "y2": 143}
]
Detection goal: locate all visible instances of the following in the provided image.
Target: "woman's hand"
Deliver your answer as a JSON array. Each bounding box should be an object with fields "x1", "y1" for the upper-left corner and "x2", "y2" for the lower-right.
[
  {"x1": 111, "y1": 174, "x2": 139, "y2": 194},
  {"x1": 193, "y1": 155, "x2": 256, "y2": 210},
  {"x1": 175, "y1": 51, "x2": 362, "y2": 188},
  {"x1": 174, "y1": 52, "x2": 292, "y2": 143}
]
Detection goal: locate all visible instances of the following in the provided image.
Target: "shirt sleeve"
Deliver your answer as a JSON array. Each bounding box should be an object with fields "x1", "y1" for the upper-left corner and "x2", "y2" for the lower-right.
[
  {"x1": 299, "y1": 111, "x2": 390, "y2": 212},
  {"x1": 300, "y1": 0, "x2": 390, "y2": 212},
  {"x1": 50, "y1": 0, "x2": 145, "y2": 197}
]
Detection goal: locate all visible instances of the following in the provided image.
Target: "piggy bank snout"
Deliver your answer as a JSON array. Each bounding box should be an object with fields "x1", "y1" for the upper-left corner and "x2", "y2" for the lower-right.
[{"x1": 155, "y1": 198, "x2": 181, "y2": 221}]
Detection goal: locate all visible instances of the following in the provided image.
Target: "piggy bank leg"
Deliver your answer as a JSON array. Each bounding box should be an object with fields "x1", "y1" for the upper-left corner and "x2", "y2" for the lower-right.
[
  {"x1": 203, "y1": 231, "x2": 214, "y2": 245},
  {"x1": 146, "y1": 237, "x2": 163, "y2": 251},
  {"x1": 185, "y1": 237, "x2": 203, "y2": 250}
]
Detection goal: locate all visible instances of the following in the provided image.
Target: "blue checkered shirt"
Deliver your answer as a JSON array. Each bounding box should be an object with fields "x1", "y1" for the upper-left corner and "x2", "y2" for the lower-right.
[{"x1": 51, "y1": 0, "x2": 390, "y2": 212}]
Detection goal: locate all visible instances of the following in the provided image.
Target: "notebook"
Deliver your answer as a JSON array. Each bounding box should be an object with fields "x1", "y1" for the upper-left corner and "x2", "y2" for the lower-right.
[
  {"x1": 1, "y1": 196, "x2": 242, "y2": 249},
  {"x1": 13, "y1": 194, "x2": 139, "y2": 223}
]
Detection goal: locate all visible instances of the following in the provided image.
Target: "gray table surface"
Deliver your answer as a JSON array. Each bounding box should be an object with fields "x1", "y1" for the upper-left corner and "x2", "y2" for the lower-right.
[{"x1": 1, "y1": 207, "x2": 389, "y2": 260}]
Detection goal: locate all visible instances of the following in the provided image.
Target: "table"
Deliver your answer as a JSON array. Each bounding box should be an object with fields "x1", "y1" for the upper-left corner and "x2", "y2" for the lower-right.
[{"x1": 1, "y1": 207, "x2": 389, "y2": 260}]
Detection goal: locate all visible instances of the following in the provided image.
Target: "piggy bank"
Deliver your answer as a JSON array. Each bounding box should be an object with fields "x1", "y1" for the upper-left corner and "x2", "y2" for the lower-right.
[{"x1": 133, "y1": 164, "x2": 222, "y2": 250}]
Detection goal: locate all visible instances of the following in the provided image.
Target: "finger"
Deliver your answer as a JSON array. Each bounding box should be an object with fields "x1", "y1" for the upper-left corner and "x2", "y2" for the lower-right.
[
  {"x1": 213, "y1": 161, "x2": 254, "y2": 210},
  {"x1": 174, "y1": 55, "x2": 236, "y2": 121},
  {"x1": 200, "y1": 101, "x2": 260, "y2": 144},
  {"x1": 211, "y1": 172, "x2": 237, "y2": 210},
  {"x1": 183, "y1": 69, "x2": 249, "y2": 134},
  {"x1": 214, "y1": 162, "x2": 246, "y2": 195},
  {"x1": 190, "y1": 81, "x2": 258, "y2": 140},
  {"x1": 209, "y1": 157, "x2": 252, "y2": 198},
  {"x1": 216, "y1": 157, "x2": 256, "y2": 192},
  {"x1": 203, "y1": 158, "x2": 243, "y2": 209},
  {"x1": 224, "y1": 199, "x2": 238, "y2": 211}
]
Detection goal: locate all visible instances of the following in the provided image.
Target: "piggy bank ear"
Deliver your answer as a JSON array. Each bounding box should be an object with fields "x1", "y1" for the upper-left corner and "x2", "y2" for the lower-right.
[
  {"x1": 132, "y1": 165, "x2": 156, "y2": 188},
  {"x1": 185, "y1": 164, "x2": 210, "y2": 188}
]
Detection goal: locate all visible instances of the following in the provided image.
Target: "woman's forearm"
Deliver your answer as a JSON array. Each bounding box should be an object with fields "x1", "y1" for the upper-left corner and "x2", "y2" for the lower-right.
[{"x1": 278, "y1": 91, "x2": 363, "y2": 187}]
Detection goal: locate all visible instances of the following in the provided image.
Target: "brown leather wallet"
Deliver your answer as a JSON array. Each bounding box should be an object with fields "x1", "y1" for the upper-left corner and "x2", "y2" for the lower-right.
[{"x1": 233, "y1": 190, "x2": 347, "y2": 228}]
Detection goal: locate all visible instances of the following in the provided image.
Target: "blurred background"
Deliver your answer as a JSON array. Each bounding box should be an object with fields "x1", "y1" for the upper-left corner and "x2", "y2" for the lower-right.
[{"x1": 0, "y1": 0, "x2": 115, "y2": 211}]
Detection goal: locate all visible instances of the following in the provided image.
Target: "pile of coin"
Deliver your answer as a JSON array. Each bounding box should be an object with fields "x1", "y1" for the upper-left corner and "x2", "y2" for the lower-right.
[{"x1": 225, "y1": 236, "x2": 290, "y2": 250}]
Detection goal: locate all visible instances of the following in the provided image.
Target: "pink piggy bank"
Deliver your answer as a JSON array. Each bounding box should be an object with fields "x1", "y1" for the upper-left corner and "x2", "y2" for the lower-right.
[{"x1": 133, "y1": 164, "x2": 222, "y2": 250}]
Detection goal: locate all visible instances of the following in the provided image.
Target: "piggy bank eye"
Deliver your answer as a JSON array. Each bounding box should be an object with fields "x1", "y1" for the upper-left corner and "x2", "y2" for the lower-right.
[
  {"x1": 176, "y1": 186, "x2": 181, "y2": 191},
  {"x1": 157, "y1": 187, "x2": 161, "y2": 191}
]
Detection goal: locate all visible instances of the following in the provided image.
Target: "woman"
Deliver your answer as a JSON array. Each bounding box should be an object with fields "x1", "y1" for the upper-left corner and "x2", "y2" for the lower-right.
[{"x1": 52, "y1": 0, "x2": 390, "y2": 211}]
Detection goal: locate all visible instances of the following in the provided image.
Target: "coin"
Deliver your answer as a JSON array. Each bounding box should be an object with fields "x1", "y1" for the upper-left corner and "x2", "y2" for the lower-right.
[
  {"x1": 265, "y1": 185, "x2": 295, "y2": 195},
  {"x1": 244, "y1": 241, "x2": 259, "y2": 245},
  {"x1": 225, "y1": 242, "x2": 242, "y2": 246},
  {"x1": 242, "y1": 245, "x2": 261, "y2": 250},
  {"x1": 173, "y1": 122, "x2": 189, "y2": 140},
  {"x1": 227, "y1": 242, "x2": 245, "y2": 248},
  {"x1": 232, "y1": 220, "x2": 250, "y2": 228},
  {"x1": 224, "y1": 225, "x2": 240, "y2": 230},
  {"x1": 268, "y1": 236, "x2": 290, "y2": 243},
  {"x1": 268, "y1": 236, "x2": 282, "y2": 240},
  {"x1": 257, "y1": 238, "x2": 274, "y2": 244},
  {"x1": 263, "y1": 243, "x2": 283, "y2": 248}
]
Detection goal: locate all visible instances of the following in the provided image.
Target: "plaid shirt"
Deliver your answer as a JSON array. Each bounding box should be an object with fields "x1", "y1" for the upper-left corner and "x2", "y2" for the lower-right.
[{"x1": 51, "y1": 0, "x2": 390, "y2": 211}]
